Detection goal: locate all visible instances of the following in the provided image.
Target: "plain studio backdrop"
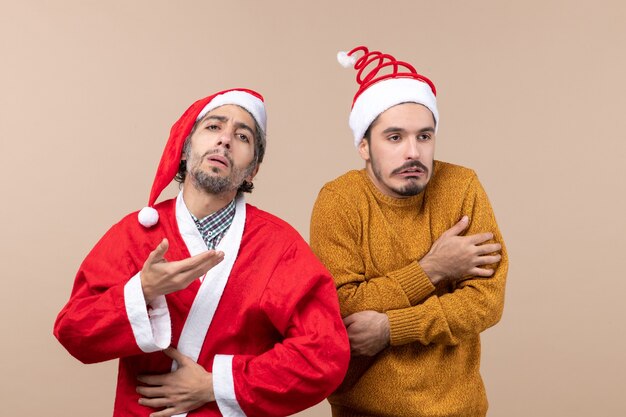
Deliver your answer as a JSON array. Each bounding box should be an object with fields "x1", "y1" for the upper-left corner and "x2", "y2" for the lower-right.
[{"x1": 1, "y1": 1, "x2": 625, "y2": 415}]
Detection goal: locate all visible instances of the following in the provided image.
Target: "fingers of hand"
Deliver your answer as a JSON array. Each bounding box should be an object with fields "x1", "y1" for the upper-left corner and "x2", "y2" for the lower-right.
[
  {"x1": 137, "y1": 374, "x2": 168, "y2": 387},
  {"x1": 475, "y1": 254, "x2": 501, "y2": 266},
  {"x1": 194, "y1": 251, "x2": 225, "y2": 275},
  {"x1": 348, "y1": 334, "x2": 370, "y2": 356},
  {"x1": 342, "y1": 312, "x2": 361, "y2": 327},
  {"x1": 138, "y1": 396, "x2": 171, "y2": 408},
  {"x1": 136, "y1": 384, "x2": 166, "y2": 398},
  {"x1": 168, "y1": 251, "x2": 224, "y2": 276},
  {"x1": 347, "y1": 331, "x2": 359, "y2": 345},
  {"x1": 349, "y1": 334, "x2": 381, "y2": 357},
  {"x1": 150, "y1": 408, "x2": 180, "y2": 417},
  {"x1": 163, "y1": 347, "x2": 189, "y2": 365},
  {"x1": 475, "y1": 242, "x2": 501, "y2": 255},
  {"x1": 192, "y1": 250, "x2": 225, "y2": 265},
  {"x1": 148, "y1": 239, "x2": 169, "y2": 262},
  {"x1": 149, "y1": 251, "x2": 224, "y2": 292},
  {"x1": 467, "y1": 232, "x2": 494, "y2": 245},
  {"x1": 136, "y1": 379, "x2": 185, "y2": 415},
  {"x1": 469, "y1": 267, "x2": 496, "y2": 277},
  {"x1": 346, "y1": 318, "x2": 369, "y2": 338},
  {"x1": 444, "y1": 216, "x2": 469, "y2": 237},
  {"x1": 149, "y1": 407, "x2": 179, "y2": 417}
]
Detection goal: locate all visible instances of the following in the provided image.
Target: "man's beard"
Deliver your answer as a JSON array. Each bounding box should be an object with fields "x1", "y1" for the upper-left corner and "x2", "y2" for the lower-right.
[
  {"x1": 188, "y1": 150, "x2": 255, "y2": 195},
  {"x1": 371, "y1": 152, "x2": 430, "y2": 197}
]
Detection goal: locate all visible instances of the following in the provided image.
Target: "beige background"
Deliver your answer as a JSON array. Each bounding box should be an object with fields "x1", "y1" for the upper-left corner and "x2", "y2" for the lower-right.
[{"x1": 1, "y1": 0, "x2": 625, "y2": 415}]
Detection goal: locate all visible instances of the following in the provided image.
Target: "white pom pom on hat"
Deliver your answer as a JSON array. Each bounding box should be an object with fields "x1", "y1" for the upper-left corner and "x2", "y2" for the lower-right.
[
  {"x1": 337, "y1": 51, "x2": 357, "y2": 68},
  {"x1": 138, "y1": 206, "x2": 159, "y2": 227},
  {"x1": 337, "y1": 46, "x2": 439, "y2": 147},
  {"x1": 137, "y1": 88, "x2": 266, "y2": 227}
]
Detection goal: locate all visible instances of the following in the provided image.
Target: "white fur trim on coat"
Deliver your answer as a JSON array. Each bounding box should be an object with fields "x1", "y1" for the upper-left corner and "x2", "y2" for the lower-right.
[
  {"x1": 124, "y1": 273, "x2": 171, "y2": 352},
  {"x1": 169, "y1": 191, "x2": 247, "y2": 417},
  {"x1": 214, "y1": 354, "x2": 246, "y2": 417}
]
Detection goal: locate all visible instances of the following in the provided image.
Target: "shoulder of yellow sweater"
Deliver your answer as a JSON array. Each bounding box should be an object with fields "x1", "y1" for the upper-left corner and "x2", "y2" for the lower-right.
[
  {"x1": 428, "y1": 160, "x2": 479, "y2": 199},
  {"x1": 432, "y1": 160, "x2": 477, "y2": 185},
  {"x1": 433, "y1": 160, "x2": 476, "y2": 178},
  {"x1": 319, "y1": 169, "x2": 366, "y2": 199}
]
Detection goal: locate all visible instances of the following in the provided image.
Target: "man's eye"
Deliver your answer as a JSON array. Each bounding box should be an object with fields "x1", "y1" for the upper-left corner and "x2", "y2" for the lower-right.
[
  {"x1": 388, "y1": 135, "x2": 401, "y2": 142},
  {"x1": 238, "y1": 134, "x2": 249, "y2": 142},
  {"x1": 207, "y1": 124, "x2": 219, "y2": 130},
  {"x1": 418, "y1": 134, "x2": 431, "y2": 141}
]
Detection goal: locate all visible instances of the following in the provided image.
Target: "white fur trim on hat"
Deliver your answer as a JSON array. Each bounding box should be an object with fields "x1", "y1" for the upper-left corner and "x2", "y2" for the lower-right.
[
  {"x1": 349, "y1": 78, "x2": 439, "y2": 147},
  {"x1": 196, "y1": 90, "x2": 267, "y2": 133}
]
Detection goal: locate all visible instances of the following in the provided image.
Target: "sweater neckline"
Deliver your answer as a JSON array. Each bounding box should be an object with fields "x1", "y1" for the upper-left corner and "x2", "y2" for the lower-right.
[{"x1": 359, "y1": 169, "x2": 425, "y2": 208}]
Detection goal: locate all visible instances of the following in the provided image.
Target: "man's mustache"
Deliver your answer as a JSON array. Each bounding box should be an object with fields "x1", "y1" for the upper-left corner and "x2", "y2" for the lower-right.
[
  {"x1": 202, "y1": 149, "x2": 233, "y2": 166},
  {"x1": 391, "y1": 160, "x2": 429, "y2": 175}
]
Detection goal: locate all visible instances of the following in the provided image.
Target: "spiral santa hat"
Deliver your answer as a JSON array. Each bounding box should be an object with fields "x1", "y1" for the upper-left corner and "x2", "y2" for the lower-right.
[{"x1": 337, "y1": 46, "x2": 439, "y2": 147}]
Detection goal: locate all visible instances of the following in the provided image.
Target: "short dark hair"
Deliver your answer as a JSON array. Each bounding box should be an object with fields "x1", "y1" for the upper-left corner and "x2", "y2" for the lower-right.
[
  {"x1": 363, "y1": 126, "x2": 372, "y2": 142},
  {"x1": 174, "y1": 111, "x2": 266, "y2": 193},
  {"x1": 363, "y1": 116, "x2": 379, "y2": 143}
]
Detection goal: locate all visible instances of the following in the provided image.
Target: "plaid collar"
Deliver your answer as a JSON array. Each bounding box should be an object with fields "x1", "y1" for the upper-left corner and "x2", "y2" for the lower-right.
[{"x1": 190, "y1": 198, "x2": 236, "y2": 249}]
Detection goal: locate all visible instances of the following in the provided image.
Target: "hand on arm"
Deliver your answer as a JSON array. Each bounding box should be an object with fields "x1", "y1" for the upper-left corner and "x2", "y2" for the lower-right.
[
  {"x1": 343, "y1": 311, "x2": 390, "y2": 357},
  {"x1": 419, "y1": 216, "x2": 502, "y2": 286},
  {"x1": 340, "y1": 217, "x2": 500, "y2": 355},
  {"x1": 137, "y1": 347, "x2": 214, "y2": 417},
  {"x1": 387, "y1": 176, "x2": 508, "y2": 347},
  {"x1": 141, "y1": 239, "x2": 225, "y2": 303}
]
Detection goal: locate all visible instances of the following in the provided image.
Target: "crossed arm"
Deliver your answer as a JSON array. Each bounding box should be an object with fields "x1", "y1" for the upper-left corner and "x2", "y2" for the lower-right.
[{"x1": 310, "y1": 177, "x2": 508, "y2": 357}]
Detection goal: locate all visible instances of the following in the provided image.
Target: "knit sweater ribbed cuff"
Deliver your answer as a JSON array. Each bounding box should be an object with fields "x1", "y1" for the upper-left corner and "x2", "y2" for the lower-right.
[
  {"x1": 388, "y1": 261, "x2": 435, "y2": 305},
  {"x1": 387, "y1": 307, "x2": 422, "y2": 346}
]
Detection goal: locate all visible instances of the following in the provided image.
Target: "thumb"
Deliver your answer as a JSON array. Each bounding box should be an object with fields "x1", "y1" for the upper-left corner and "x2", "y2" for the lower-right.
[
  {"x1": 444, "y1": 216, "x2": 469, "y2": 237},
  {"x1": 147, "y1": 238, "x2": 169, "y2": 264},
  {"x1": 163, "y1": 346, "x2": 189, "y2": 365}
]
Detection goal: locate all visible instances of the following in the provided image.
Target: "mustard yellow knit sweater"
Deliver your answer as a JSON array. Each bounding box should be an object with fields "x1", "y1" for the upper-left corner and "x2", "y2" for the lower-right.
[{"x1": 310, "y1": 162, "x2": 508, "y2": 417}]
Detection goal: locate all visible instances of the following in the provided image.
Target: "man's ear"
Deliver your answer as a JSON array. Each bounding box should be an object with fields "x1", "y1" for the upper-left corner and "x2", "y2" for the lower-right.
[{"x1": 358, "y1": 138, "x2": 370, "y2": 162}]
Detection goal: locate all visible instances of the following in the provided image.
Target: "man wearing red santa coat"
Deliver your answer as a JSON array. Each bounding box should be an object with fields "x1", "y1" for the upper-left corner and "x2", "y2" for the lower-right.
[{"x1": 54, "y1": 88, "x2": 350, "y2": 417}]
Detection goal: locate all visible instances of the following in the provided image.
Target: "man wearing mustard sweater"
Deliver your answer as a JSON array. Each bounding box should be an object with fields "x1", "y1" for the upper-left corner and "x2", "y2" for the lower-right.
[{"x1": 310, "y1": 46, "x2": 508, "y2": 417}]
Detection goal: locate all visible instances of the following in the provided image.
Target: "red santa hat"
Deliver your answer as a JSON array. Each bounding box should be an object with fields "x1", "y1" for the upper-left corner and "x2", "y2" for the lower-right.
[
  {"x1": 337, "y1": 46, "x2": 439, "y2": 147},
  {"x1": 137, "y1": 88, "x2": 266, "y2": 227}
]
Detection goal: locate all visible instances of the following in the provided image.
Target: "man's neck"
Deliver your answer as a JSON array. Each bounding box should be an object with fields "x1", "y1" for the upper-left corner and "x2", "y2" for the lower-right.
[{"x1": 182, "y1": 182, "x2": 237, "y2": 219}]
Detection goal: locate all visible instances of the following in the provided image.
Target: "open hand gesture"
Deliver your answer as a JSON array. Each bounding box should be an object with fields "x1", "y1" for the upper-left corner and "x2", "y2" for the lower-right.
[{"x1": 140, "y1": 239, "x2": 224, "y2": 303}]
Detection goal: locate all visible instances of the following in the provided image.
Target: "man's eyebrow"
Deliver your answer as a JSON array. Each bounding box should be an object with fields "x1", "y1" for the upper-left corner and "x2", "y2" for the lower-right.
[
  {"x1": 199, "y1": 115, "x2": 255, "y2": 135},
  {"x1": 381, "y1": 126, "x2": 435, "y2": 134},
  {"x1": 381, "y1": 126, "x2": 405, "y2": 134},
  {"x1": 200, "y1": 115, "x2": 228, "y2": 123},
  {"x1": 234, "y1": 121, "x2": 255, "y2": 135},
  {"x1": 199, "y1": 114, "x2": 255, "y2": 136}
]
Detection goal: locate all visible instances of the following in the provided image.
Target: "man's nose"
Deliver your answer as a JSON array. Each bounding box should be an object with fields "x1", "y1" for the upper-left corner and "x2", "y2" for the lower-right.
[
  {"x1": 216, "y1": 128, "x2": 233, "y2": 149},
  {"x1": 405, "y1": 139, "x2": 420, "y2": 159}
]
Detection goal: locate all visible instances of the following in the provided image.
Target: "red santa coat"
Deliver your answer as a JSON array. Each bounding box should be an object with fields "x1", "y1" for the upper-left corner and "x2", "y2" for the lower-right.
[{"x1": 54, "y1": 193, "x2": 350, "y2": 417}]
